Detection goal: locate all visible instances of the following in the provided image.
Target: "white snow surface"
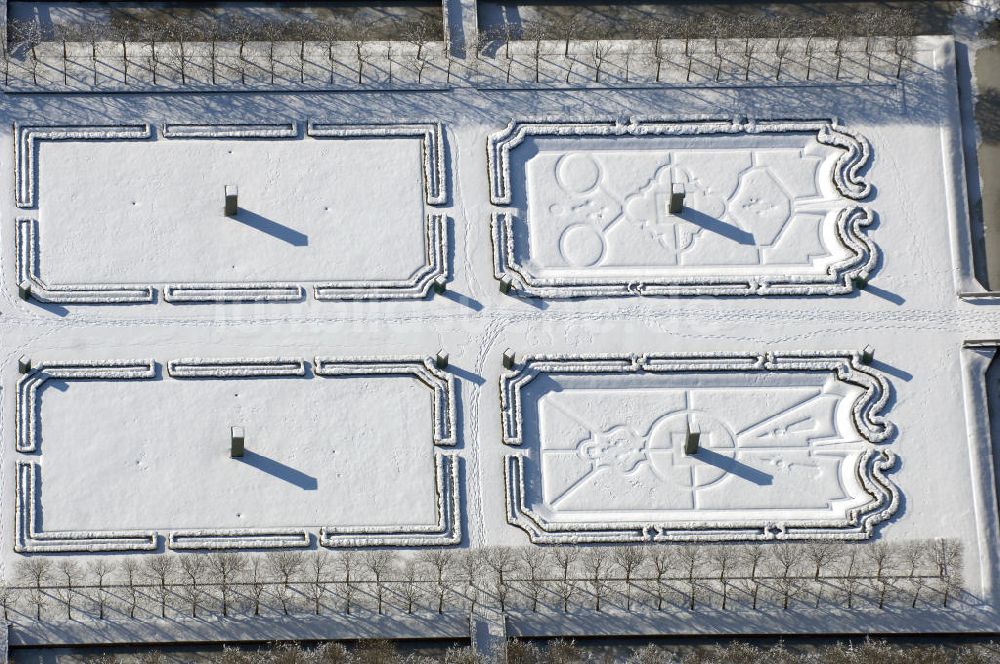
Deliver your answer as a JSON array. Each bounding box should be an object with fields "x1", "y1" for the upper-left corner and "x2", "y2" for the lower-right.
[{"x1": 2, "y1": 35, "x2": 999, "y2": 623}]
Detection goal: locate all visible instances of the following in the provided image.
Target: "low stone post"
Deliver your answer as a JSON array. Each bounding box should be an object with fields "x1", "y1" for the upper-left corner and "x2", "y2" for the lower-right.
[
  {"x1": 224, "y1": 185, "x2": 239, "y2": 217},
  {"x1": 684, "y1": 422, "x2": 700, "y2": 456},
  {"x1": 669, "y1": 182, "x2": 686, "y2": 214},
  {"x1": 231, "y1": 426, "x2": 245, "y2": 458}
]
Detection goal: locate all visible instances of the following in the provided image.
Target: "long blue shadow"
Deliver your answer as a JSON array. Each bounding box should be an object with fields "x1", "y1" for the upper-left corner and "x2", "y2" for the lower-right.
[
  {"x1": 25, "y1": 297, "x2": 69, "y2": 317},
  {"x1": 678, "y1": 208, "x2": 756, "y2": 245},
  {"x1": 442, "y1": 289, "x2": 484, "y2": 311},
  {"x1": 863, "y1": 283, "x2": 906, "y2": 305},
  {"x1": 870, "y1": 358, "x2": 913, "y2": 382},
  {"x1": 696, "y1": 448, "x2": 772, "y2": 486},
  {"x1": 450, "y1": 364, "x2": 486, "y2": 386},
  {"x1": 237, "y1": 450, "x2": 317, "y2": 490},
  {"x1": 233, "y1": 210, "x2": 308, "y2": 246}
]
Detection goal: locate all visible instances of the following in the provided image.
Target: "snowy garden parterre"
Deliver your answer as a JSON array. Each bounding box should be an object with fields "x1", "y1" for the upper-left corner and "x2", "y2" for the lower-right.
[{"x1": 0, "y1": 2, "x2": 995, "y2": 650}]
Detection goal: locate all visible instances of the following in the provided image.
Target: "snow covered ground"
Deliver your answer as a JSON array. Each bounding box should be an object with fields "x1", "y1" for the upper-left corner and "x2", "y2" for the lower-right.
[{"x1": 1, "y1": 34, "x2": 998, "y2": 632}]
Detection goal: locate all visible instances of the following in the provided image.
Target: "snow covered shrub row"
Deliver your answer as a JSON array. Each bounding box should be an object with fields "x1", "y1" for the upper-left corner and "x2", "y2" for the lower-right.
[{"x1": 0, "y1": 540, "x2": 964, "y2": 623}]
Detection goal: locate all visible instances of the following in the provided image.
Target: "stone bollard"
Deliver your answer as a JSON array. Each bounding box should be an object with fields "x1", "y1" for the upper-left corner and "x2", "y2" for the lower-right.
[
  {"x1": 433, "y1": 275, "x2": 448, "y2": 294},
  {"x1": 231, "y1": 426, "x2": 245, "y2": 458},
  {"x1": 684, "y1": 422, "x2": 700, "y2": 456},
  {"x1": 669, "y1": 182, "x2": 686, "y2": 214},
  {"x1": 861, "y1": 345, "x2": 875, "y2": 365},
  {"x1": 224, "y1": 185, "x2": 239, "y2": 217},
  {"x1": 435, "y1": 350, "x2": 450, "y2": 370},
  {"x1": 502, "y1": 349, "x2": 516, "y2": 370},
  {"x1": 499, "y1": 274, "x2": 514, "y2": 295}
]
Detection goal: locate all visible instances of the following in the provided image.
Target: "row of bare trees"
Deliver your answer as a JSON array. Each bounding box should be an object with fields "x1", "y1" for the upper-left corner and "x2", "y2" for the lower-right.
[
  {"x1": 478, "y1": 9, "x2": 918, "y2": 83},
  {"x1": 5, "y1": 14, "x2": 443, "y2": 87},
  {"x1": 2, "y1": 540, "x2": 964, "y2": 624},
  {"x1": 1, "y1": 7, "x2": 920, "y2": 88}
]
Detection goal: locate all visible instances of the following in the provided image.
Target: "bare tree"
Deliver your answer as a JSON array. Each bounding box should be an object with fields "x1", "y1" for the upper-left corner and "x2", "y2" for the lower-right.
[
  {"x1": 26, "y1": 587, "x2": 46, "y2": 622},
  {"x1": 222, "y1": 15, "x2": 256, "y2": 85},
  {"x1": 178, "y1": 555, "x2": 207, "y2": 618},
  {"x1": 55, "y1": 560, "x2": 81, "y2": 620},
  {"x1": 18, "y1": 558, "x2": 50, "y2": 589},
  {"x1": 52, "y1": 22, "x2": 71, "y2": 85},
  {"x1": 18, "y1": 559, "x2": 51, "y2": 620},
  {"x1": 738, "y1": 545, "x2": 766, "y2": 610},
  {"x1": 861, "y1": 9, "x2": 881, "y2": 81},
  {"x1": 267, "y1": 551, "x2": 302, "y2": 615},
  {"x1": 305, "y1": 551, "x2": 331, "y2": 616},
  {"x1": 865, "y1": 541, "x2": 896, "y2": 609},
  {"x1": 337, "y1": 550, "x2": 361, "y2": 615},
  {"x1": 259, "y1": 20, "x2": 280, "y2": 85},
  {"x1": 119, "y1": 558, "x2": 142, "y2": 619},
  {"x1": 707, "y1": 546, "x2": 735, "y2": 610},
  {"x1": 610, "y1": 546, "x2": 644, "y2": 611},
  {"x1": 168, "y1": 21, "x2": 194, "y2": 85},
  {"x1": 675, "y1": 545, "x2": 700, "y2": 610},
  {"x1": 499, "y1": 22, "x2": 517, "y2": 62},
  {"x1": 88, "y1": 560, "x2": 113, "y2": 620},
  {"x1": 893, "y1": 32, "x2": 913, "y2": 80},
  {"x1": 294, "y1": 19, "x2": 315, "y2": 84},
  {"x1": 768, "y1": 543, "x2": 800, "y2": 610},
  {"x1": 558, "y1": 12, "x2": 581, "y2": 58},
  {"x1": 591, "y1": 40, "x2": 613, "y2": 83},
  {"x1": 483, "y1": 547, "x2": 518, "y2": 613},
  {"x1": 804, "y1": 541, "x2": 840, "y2": 580},
  {"x1": 622, "y1": 41, "x2": 639, "y2": 83},
  {"x1": 804, "y1": 541, "x2": 840, "y2": 607},
  {"x1": 266, "y1": 551, "x2": 301, "y2": 588},
  {"x1": 0, "y1": 584, "x2": 16, "y2": 621},
  {"x1": 804, "y1": 36, "x2": 816, "y2": 81},
  {"x1": 837, "y1": 544, "x2": 864, "y2": 609},
  {"x1": 418, "y1": 549, "x2": 455, "y2": 614},
  {"x1": 363, "y1": 550, "x2": 393, "y2": 615},
  {"x1": 743, "y1": 39, "x2": 756, "y2": 81},
  {"x1": 398, "y1": 558, "x2": 423, "y2": 614},
  {"x1": 489, "y1": 24, "x2": 516, "y2": 83},
  {"x1": 517, "y1": 548, "x2": 550, "y2": 612},
  {"x1": 647, "y1": 546, "x2": 673, "y2": 610},
  {"x1": 412, "y1": 53, "x2": 428, "y2": 85},
  {"x1": 522, "y1": 21, "x2": 549, "y2": 83},
  {"x1": 11, "y1": 18, "x2": 43, "y2": 86},
  {"x1": 933, "y1": 539, "x2": 963, "y2": 607},
  {"x1": 902, "y1": 541, "x2": 929, "y2": 608},
  {"x1": 350, "y1": 18, "x2": 373, "y2": 84},
  {"x1": 208, "y1": 553, "x2": 246, "y2": 617},
  {"x1": 639, "y1": 17, "x2": 667, "y2": 83},
  {"x1": 883, "y1": 8, "x2": 917, "y2": 80},
  {"x1": 676, "y1": 16, "x2": 700, "y2": 82},
  {"x1": 473, "y1": 28, "x2": 493, "y2": 60},
  {"x1": 246, "y1": 556, "x2": 268, "y2": 616},
  {"x1": 734, "y1": 14, "x2": 761, "y2": 81},
  {"x1": 143, "y1": 556, "x2": 175, "y2": 618},
  {"x1": 773, "y1": 16, "x2": 792, "y2": 81},
  {"x1": 457, "y1": 549, "x2": 483, "y2": 613},
  {"x1": 0, "y1": 38, "x2": 11, "y2": 86},
  {"x1": 832, "y1": 18, "x2": 848, "y2": 81},
  {"x1": 403, "y1": 14, "x2": 438, "y2": 62},
  {"x1": 317, "y1": 19, "x2": 342, "y2": 84},
  {"x1": 139, "y1": 20, "x2": 161, "y2": 85},
  {"x1": 550, "y1": 547, "x2": 579, "y2": 612},
  {"x1": 581, "y1": 548, "x2": 608, "y2": 612}
]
